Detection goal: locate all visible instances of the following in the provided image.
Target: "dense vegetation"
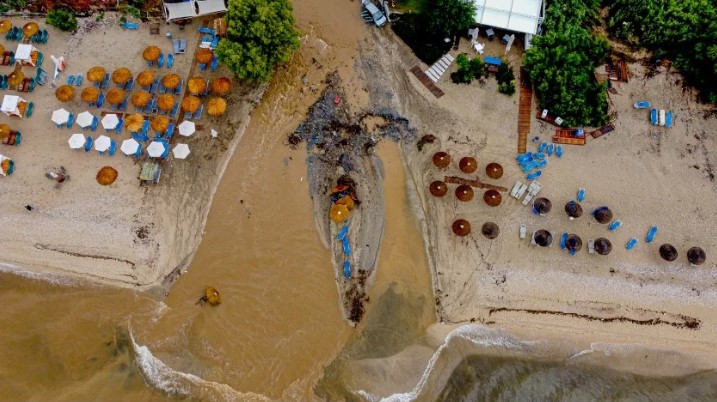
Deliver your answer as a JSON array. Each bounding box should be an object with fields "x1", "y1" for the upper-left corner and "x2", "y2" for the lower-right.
[
  {"x1": 216, "y1": 0, "x2": 300, "y2": 82},
  {"x1": 606, "y1": 0, "x2": 717, "y2": 103},
  {"x1": 46, "y1": 8, "x2": 78, "y2": 32},
  {"x1": 450, "y1": 54, "x2": 483, "y2": 84},
  {"x1": 496, "y1": 63, "x2": 516, "y2": 95},
  {"x1": 524, "y1": 0, "x2": 609, "y2": 127},
  {"x1": 0, "y1": 0, "x2": 26, "y2": 13}
]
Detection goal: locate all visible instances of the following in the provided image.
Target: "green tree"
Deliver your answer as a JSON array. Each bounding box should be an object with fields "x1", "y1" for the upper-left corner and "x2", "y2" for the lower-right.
[
  {"x1": 426, "y1": 0, "x2": 475, "y2": 38},
  {"x1": 469, "y1": 57, "x2": 484, "y2": 79},
  {"x1": 46, "y1": 8, "x2": 77, "y2": 32},
  {"x1": 216, "y1": 0, "x2": 300, "y2": 83}
]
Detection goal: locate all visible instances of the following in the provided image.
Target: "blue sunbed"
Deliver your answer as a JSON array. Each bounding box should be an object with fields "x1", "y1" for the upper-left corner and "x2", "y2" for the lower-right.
[
  {"x1": 608, "y1": 220, "x2": 622, "y2": 231},
  {"x1": 132, "y1": 132, "x2": 149, "y2": 142},
  {"x1": 170, "y1": 103, "x2": 179, "y2": 118},
  {"x1": 646, "y1": 226, "x2": 658, "y2": 243},
  {"x1": 634, "y1": 101, "x2": 651, "y2": 109},
  {"x1": 157, "y1": 53, "x2": 165, "y2": 68},
  {"x1": 101, "y1": 73, "x2": 110, "y2": 89},
  {"x1": 141, "y1": 120, "x2": 150, "y2": 136},
  {"x1": 167, "y1": 54, "x2": 174, "y2": 69},
  {"x1": 97, "y1": 92, "x2": 105, "y2": 108},
  {"x1": 115, "y1": 118, "x2": 124, "y2": 134},
  {"x1": 184, "y1": 110, "x2": 193, "y2": 120},
  {"x1": 210, "y1": 36, "x2": 219, "y2": 49},
  {"x1": 211, "y1": 56, "x2": 218, "y2": 72},
  {"x1": 90, "y1": 116, "x2": 99, "y2": 131},
  {"x1": 337, "y1": 224, "x2": 349, "y2": 240},
  {"x1": 134, "y1": 146, "x2": 142, "y2": 157},
  {"x1": 626, "y1": 238, "x2": 638, "y2": 250},
  {"x1": 516, "y1": 152, "x2": 532, "y2": 162},
  {"x1": 343, "y1": 260, "x2": 351, "y2": 279},
  {"x1": 174, "y1": 79, "x2": 183, "y2": 95},
  {"x1": 650, "y1": 108, "x2": 657, "y2": 125},
  {"x1": 665, "y1": 111, "x2": 673, "y2": 128},
  {"x1": 84, "y1": 136, "x2": 93, "y2": 152},
  {"x1": 532, "y1": 152, "x2": 545, "y2": 160},
  {"x1": 199, "y1": 63, "x2": 207, "y2": 71},
  {"x1": 560, "y1": 232, "x2": 568, "y2": 250},
  {"x1": 198, "y1": 26, "x2": 216, "y2": 35},
  {"x1": 126, "y1": 78, "x2": 134, "y2": 91},
  {"x1": 526, "y1": 170, "x2": 542, "y2": 181},
  {"x1": 67, "y1": 74, "x2": 75, "y2": 85},
  {"x1": 67, "y1": 113, "x2": 75, "y2": 128},
  {"x1": 556, "y1": 145, "x2": 563, "y2": 158},
  {"x1": 522, "y1": 161, "x2": 538, "y2": 173},
  {"x1": 75, "y1": 74, "x2": 83, "y2": 86},
  {"x1": 577, "y1": 187, "x2": 585, "y2": 202},
  {"x1": 193, "y1": 104, "x2": 204, "y2": 120},
  {"x1": 547, "y1": 143, "x2": 554, "y2": 156},
  {"x1": 150, "y1": 79, "x2": 159, "y2": 94},
  {"x1": 538, "y1": 142, "x2": 547, "y2": 153},
  {"x1": 166, "y1": 122, "x2": 174, "y2": 139},
  {"x1": 342, "y1": 237, "x2": 351, "y2": 255},
  {"x1": 108, "y1": 139, "x2": 116, "y2": 156}
]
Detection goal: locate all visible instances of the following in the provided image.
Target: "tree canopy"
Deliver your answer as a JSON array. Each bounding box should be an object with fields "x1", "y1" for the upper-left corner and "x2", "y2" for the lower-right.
[
  {"x1": 426, "y1": 0, "x2": 476, "y2": 38},
  {"x1": 46, "y1": 8, "x2": 77, "y2": 32},
  {"x1": 216, "y1": 0, "x2": 301, "y2": 83}
]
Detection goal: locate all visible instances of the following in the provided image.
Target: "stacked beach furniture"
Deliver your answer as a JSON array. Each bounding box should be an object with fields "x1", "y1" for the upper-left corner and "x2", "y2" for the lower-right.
[
  {"x1": 424, "y1": 54, "x2": 454, "y2": 83},
  {"x1": 510, "y1": 180, "x2": 542, "y2": 206}
]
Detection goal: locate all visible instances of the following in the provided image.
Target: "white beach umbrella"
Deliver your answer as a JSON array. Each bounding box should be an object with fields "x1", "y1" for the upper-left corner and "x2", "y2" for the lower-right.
[
  {"x1": 172, "y1": 143, "x2": 190, "y2": 159},
  {"x1": 147, "y1": 141, "x2": 166, "y2": 158},
  {"x1": 68, "y1": 133, "x2": 86, "y2": 149},
  {"x1": 178, "y1": 120, "x2": 195, "y2": 137},
  {"x1": 120, "y1": 138, "x2": 140, "y2": 156},
  {"x1": 94, "y1": 135, "x2": 112, "y2": 152},
  {"x1": 76, "y1": 111, "x2": 95, "y2": 128},
  {"x1": 101, "y1": 113, "x2": 119, "y2": 130},
  {"x1": 51, "y1": 108, "x2": 70, "y2": 126}
]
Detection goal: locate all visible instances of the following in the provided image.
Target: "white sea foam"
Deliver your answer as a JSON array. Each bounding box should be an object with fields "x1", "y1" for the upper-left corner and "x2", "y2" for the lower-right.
[{"x1": 0, "y1": 262, "x2": 85, "y2": 287}]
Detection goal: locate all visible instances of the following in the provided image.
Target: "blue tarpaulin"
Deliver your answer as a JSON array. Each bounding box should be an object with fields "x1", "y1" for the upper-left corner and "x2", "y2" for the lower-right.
[{"x1": 483, "y1": 57, "x2": 502, "y2": 66}]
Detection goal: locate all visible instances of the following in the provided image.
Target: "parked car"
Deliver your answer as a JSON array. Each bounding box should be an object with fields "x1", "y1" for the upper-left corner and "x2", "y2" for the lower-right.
[{"x1": 362, "y1": 0, "x2": 387, "y2": 27}]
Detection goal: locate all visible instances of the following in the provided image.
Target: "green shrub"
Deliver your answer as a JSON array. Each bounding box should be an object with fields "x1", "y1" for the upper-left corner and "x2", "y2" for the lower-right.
[
  {"x1": 469, "y1": 58, "x2": 484, "y2": 79},
  {"x1": 95, "y1": 11, "x2": 105, "y2": 22},
  {"x1": 392, "y1": 14, "x2": 451, "y2": 65},
  {"x1": 46, "y1": 9, "x2": 78, "y2": 32},
  {"x1": 120, "y1": 5, "x2": 142, "y2": 19},
  {"x1": 426, "y1": 0, "x2": 475, "y2": 38},
  {"x1": 498, "y1": 81, "x2": 516, "y2": 95},
  {"x1": 0, "y1": 0, "x2": 26, "y2": 13}
]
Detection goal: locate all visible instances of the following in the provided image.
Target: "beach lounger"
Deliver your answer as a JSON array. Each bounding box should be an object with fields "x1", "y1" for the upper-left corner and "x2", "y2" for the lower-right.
[
  {"x1": 184, "y1": 110, "x2": 193, "y2": 120},
  {"x1": 199, "y1": 63, "x2": 207, "y2": 71},
  {"x1": 84, "y1": 136, "x2": 93, "y2": 152},
  {"x1": 115, "y1": 118, "x2": 124, "y2": 134},
  {"x1": 126, "y1": 78, "x2": 134, "y2": 91},
  {"x1": 193, "y1": 104, "x2": 204, "y2": 120},
  {"x1": 510, "y1": 181, "x2": 523, "y2": 198},
  {"x1": 588, "y1": 239, "x2": 595, "y2": 254},
  {"x1": 119, "y1": 96, "x2": 128, "y2": 112},
  {"x1": 608, "y1": 220, "x2": 622, "y2": 231},
  {"x1": 167, "y1": 54, "x2": 174, "y2": 69},
  {"x1": 342, "y1": 237, "x2": 351, "y2": 255},
  {"x1": 634, "y1": 101, "x2": 651, "y2": 109},
  {"x1": 97, "y1": 92, "x2": 105, "y2": 108},
  {"x1": 343, "y1": 260, "x2": 351, "y2": 279},
  {"x1": 91, "y1": 116, "x2": 100, "y2": 131},
  {"x1": 101, "y1": 73, "x2": 110, "y2": 89},
  {"x1": 132, "y1": 132, "x2": 149, "y2": 142},
  {"x1": 538, "y1": 142, "x2": 547, "y2": 153},
  {"x1": 526, "y1": 170, "x2": 542, "y2": 181},
  {"x1": 577, "y1": 187, "x2": 585, "y2": 202},
  {"x1": 160, "y1": 82, "x2": 167, "y2": 94},
  {"x1": 547, "y1": 144, "x2": 554, "y2": 156},
  {"x1": 157, "y1": 53, "x2": 165, "y2": 68},
  {"x1": 75, "y1": 75, "x2": 83, "y2": 86},
  {"x1": 650, "y1": 108, "x2": 658, "y2": 125},
  {"x1": 522, "y1": 182, "x2": 542, "y2": 206},
  {"x1": 25, "y1": 102, "x2": 34, "y2": 117},
  {"x1": 198, "y1": 26, "x2": 216, "y2": 35},
  {"x1": 519, "y1": 224, "x2": 526, "y2": 239},
  {"x1": 147, "y1": 60, "x2": 153, "y2": 67},
  {"x1": 166, "y1": 122, "x2": 174, "y2": 139},
  {"x1": 516, "y1": 152, "x2": 532, "y2": 162},
  {"x1": 108, "y1": 139, "x2": 116, "y2": 156},
  {"x1": 560, "y1": 233, "x2": 568, "y2": 250},
  {"x1": 169, "y1": 103, "x2": 179, "y2": 118},
  {"x1": 556, "y1": 145, "x2": 563, "y2": 157},
  {"x1": 530, "y1": 231, "x2": 537, "y2": 246},
  {"x1": 516, "y1": 183, "x2": 528, "y2": 199},
  {"x1": 134, "y1": 146, "x2": 142, "y2": 158},
  {"x1": 659, "y1": 109, "x2": 666, "y2": 126},
  {"x1": 626, "y1": 238, "x2": 638, "y2": 250},
  {"x1": 150, "y1": 79, "x2": 159, "y2": 94},
  {"x1": 67, "y1": 74, "x2": 75, "y2": 85},
  {"x1": 337, "y1": 224, "x2": 349, "y2": 240},
  {"x1": 211, "y1": 56, "x2": 218, "y2": 72},
  {"x1": 665, "y1": 111, "x2": 673, "y2": 128},
  {"x1": 141, "y1": 120, "x2": 150, "y2": 137},
  {"x1": 174, "y1": 79, "x2": 184, "y2": 95},
  {"x1": 67, "y1": 113, "x2": 75, "y2": 129},
  {"x1": 532, "y1": 152, "x2": 545, "y2": 160},
  {"x1": 646, "y1": 226, "x2": 658, "y2": 243}
]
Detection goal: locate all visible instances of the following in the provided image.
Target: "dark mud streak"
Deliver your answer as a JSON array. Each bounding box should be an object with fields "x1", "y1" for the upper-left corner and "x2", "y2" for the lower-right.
[
  {"x1": 34, "y1": 243, "x2": 138, "y2": 273},
  {"x1": 444, "y1": 176, "x2": 509, "y2": 192},
  {"x1": 488, "y1": 307, "x2": 701, "y2": 330}
]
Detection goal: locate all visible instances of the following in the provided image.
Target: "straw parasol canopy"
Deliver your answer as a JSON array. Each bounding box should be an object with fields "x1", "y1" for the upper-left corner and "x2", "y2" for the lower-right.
[
  {"x1": 534, "y1": 230, "x2": 553, "y2": 247},
  {"x1": 182, "y1": 96, "x2": 201, "y2": 113},
  {"x1": 187, "y1": 76, "x2": 207, "y2": 95},
  {"x1": 131, "y1": 91, "x2": 151, "y2": 108},
  {"x1": 593, "y1": 207, "x2": 613, "y2": 224},
  {"x1": 111, "y1": 67, "x2": 132, "y2": 84},
  {"x1": 594, "y1": 238, "x2": 612, "y2": 256},
  {"x1": 87, "y1": 66, "x2": 106, "y2": 83},
  {"x1": 533, "y1": 197, "x2": 552, "y2": 215},
  {"x1": 157, "y1": 94, "x2": 175, "y2": 111},
  {"x1": 55, "y1": 84, "x2": 75, "y2": 102},
  {"x1": 336, "y1": 195, "x2": 355, "y2": 210},
  {"x1": 196, "y1": 48, "x2": 214, "y2": 64},
  {"x1": 125, "y1": 114, "x2": 144, "y2": 132},
  {"x1": 203, "y1": 286, "x2": 221, "y2": 306},
  {"x1": 106, "y1": 88, "x2": 125, "y2": 105},
  {"x1": 0, "y1": 44, "x2": 3, "y2": 55},
  {"x1": 566, "y1": 234, "x2": 583, "y2": 253},
  {"x1": 207, "y1": 97, "x2": 227, "y2": 116},
  {"x1": 481, "y1": 222, "x2": 499, "y2": 239},
  {"x1": 330, "y1": 203, "x2": 350, "y2": 223},
  {"x1": 137, "y1": 70, "x2": 155, "y2": 87},
  {"x1": 0, "y1": 124, "x2": 9, "y2": 139},
  {"x1": 22, "y1": 22, "x2": 39, "y2": 37},
  {"x1": 485, "y1": 162, "x2": 503, "y2": 179},
  {"x1": 565, "y1": 201, "x2": 583, "y2": 219},
  {"x1": 143, "y1": 46, "x2": 161, "y2": 62},
  {"x1": 452, "y1": 219, "x2": 471, "y2": 236},
  {"x1": 151, "y1": 116, "x2": 170, "y2": 133},
  {"x1": 211, "y1": 77, "x2": 233, "y2": 95},
  {"x1": 483, "y1": 189, "x2": 502, "y2": 207},
  {"x1": 81, "y1": 86, "x2": 100, "y2": 103},
  {"x1": 455, "y1": 184, "x2": 474, "y2": 202},
  {"x1": 162, "y1": 73, "x2": 181, "y2": 89},
  {"x1": 8, "y1": 70, "x2": 24, "y2": 86},
  {"x1": 459, "y1": 157, "x2": 477, "y2": 174},
  {"x1": 0, "y1": 20, "x2": 11, "y2": 34},
  {"x1": 429, "y1": 181, "x2": 448, "y2": 197},
  {"x1": 96, "y1": 166, "x2": 118, "y2": 185},
  {"x1": 687, "y1": 247, "x2": 706, "y2": 265},
  {"x1": 432, "y1": 151, "x2": 451, "y2": 169},
  {"x1": 659, "y1": 244, "x2": 678, "y2": 261}
]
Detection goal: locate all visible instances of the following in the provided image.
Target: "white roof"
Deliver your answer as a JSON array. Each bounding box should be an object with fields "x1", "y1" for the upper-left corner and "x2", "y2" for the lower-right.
[
  {"x1": 164, "y1": 0, "x2": 227, "y2": 22},
  {"x1": 15, "y1": 44, "x2": 35, "y2": 62},
  {"x1": 196, "y1": 0, "x2": 227, "y2": 15},
  {"x1": 473, "y1": 0, "x2": 543, "y2": 35},
  {"x1": 1, "y1": 95, "x2": 23, "y2": 116}
]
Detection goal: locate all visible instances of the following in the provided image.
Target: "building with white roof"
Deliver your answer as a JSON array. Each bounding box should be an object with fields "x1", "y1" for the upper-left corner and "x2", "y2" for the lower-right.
[{"x1": 163, "y1": 0, "x2": 227, "y2": 22}]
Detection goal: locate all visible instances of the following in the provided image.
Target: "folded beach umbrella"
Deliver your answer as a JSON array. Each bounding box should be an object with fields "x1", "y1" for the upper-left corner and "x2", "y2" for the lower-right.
[
  {"x1": 131, "y1": 91, "x2": 151, "y2": 108},
  {"x1": 565, "y1": 200, "x2": 583, "y2": 219},
  {"x1": 687, "y1": 247, "x2": 706, "y2": 265},
  {"x1": 432, "y1": 151, "x2": 451, "y2": 168},
  {"x1": 111, "y1": 67, "x2": 132, "y2": 85},
  {"x1": 659, "y1": 244, "x2": 678, "y2": 261},
  {"x1": 94, "y1": 135, "x2": 112, "y2": 152},
  {"x1": 534, "y1": 229, "x2": 553, "y2": 247},
  {"x1": 429, "y1": 180, "x2": 447, "y2": 197},
  {"x1": 594, "y1": 238, "x2": 612, "y2": 256},
  {"x1": 178, "y1": 120, "x2": 196, "y2": 137},
  {"x1": 0, "y1": 20, "x2": 12, "y2": 34},
  {"x1": 68, "y1": 133, "x2": 86, "y2": 149},
  {"x1": 120, "y1": 138, "x2": 140, "y2": 156},
  {"x1": 8, "y1": 70, "x2": 24, "y2": 87},
  {"x1": 81, "y1": 86, "x2": 100, "y2": 103},
  {"x1": 455, "y1": 184, "x2": 474, "y2": 202},
  {"x1": 187, "y1": 77, "x2": 207, "y2": 95},
  {"x1": 143, "y1": 45, "x2": 161, "y2": 62},
  {"x1": 211, "y1": 77, "x2": 233, "y2": 95},
  {"x1": 196, "y1": 48, "x2": 213, "y2": 64},
  {"x1": 485, "y1": 162, "x2": 503, "y2": 179},
  {"x1": 106, "y1": 88, "x2": 125, "y2": 105},
  {"x1": 22, "y1": 22, "x2": 39, "y2": 37},
  {"x1": 182, "y1": 96, "x2": 201, "y2": 113},
  {"x1": 533, "y1": 197, "x2": 552, "y2": 215},
  {"x1": 125, "y1": 113, "x2": 144, "y2": 132},
  {"x1": 330, "y1": 203, "x2": 350, "y2": 223},
  {"x1": 147, "y1": 141, "x2": 166, "y2": 158},
  {"x1": 137, "y1": 70, "x2": 155, "y2": 88},
  {"x1": 51, "y1": 108, "x2": 70, "y2": 126},
  {"x1": 172, "y1": 143, "x2": 190, "y2": 159},
  {"x1": 593, "y1": 207, "x2": 613, "y2": 224},
  {"x1": 459, "y1": 157, "x2": 477, "y2": 174},
  {"x1": 566, "y1": 234, "x2": 583, "y2": 252},
  {"x1": 0, "y1": 124, "x2": 9, "y2": 138},
  {"x1": 206, "y1": 97, "x2": 226, "y2": 116},
  {"x1": 483, "y1": 189, "x2": 502, "y2": 207},
  {"x1": 76, "y1": 111, "x2": 95, "y2": 128},
  {"x1": 481, "y1": 222, "x2": 499, "y2": 239},
  {"x1": 162, "y1": 73, "x2": 180, "y2": 90},
  {"x1": 87, "y1": 66, "x2": 106, "y2": 83},
  {"x1": 452, "y1": 219, "x2": 471, "y2": 236},
  {"x1": 0, "y1": 44, "x2": 3, "y2": 56},
  {"x1": 151, "y1": 115, "x2": 169, "y2": 133},
  {"x1": 101, "y1": 114, "x2": 119, "y2": 130},
  {"x1": 157, "y1": 94, "x2": 175, "y2": 111}
]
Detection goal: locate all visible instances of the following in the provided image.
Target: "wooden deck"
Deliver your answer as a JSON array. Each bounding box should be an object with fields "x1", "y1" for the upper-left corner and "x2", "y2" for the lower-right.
[
  {"x1": 517, "y1": 68, "x2": 532, "y2": 154},
  {"x1": 409, "y1": 65, "x2": 444, "y2": 98}
]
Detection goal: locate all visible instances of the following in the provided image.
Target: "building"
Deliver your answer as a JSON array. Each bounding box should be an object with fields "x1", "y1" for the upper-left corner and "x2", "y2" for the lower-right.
[
  {"x1": 472, "y1": 0, "x2": 545, "y2": 48},
  {"x1": 163, "y1": 0, "x2": 228, "y2": 22}
]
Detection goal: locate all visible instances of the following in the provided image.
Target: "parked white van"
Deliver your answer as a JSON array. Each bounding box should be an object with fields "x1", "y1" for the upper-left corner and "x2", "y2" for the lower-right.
[{"x1": 362, "y1": 0, "x2": 387, "y2": 27}]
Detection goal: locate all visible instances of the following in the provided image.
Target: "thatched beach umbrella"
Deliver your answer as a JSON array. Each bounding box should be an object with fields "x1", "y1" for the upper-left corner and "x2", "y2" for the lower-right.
[
  {"x1": 207, "y1": 97, "x2": 227, "y2": 116},
  {"x1": 81, "y1": 86, "x2": 100, "y2": 103},
  {"x1": 157, "y1": 94, "x2": 175, "y2": 111},
  {"x1": 459, "y1": 157, "x2": 477, "y2": 174},
  {"x1": 87, "y1": 66, "x2": 106, "y2": 83},
  {"x1": 687, "y1": 247, "x2": 706, "y2": 266},
  {"x1": 125, "y1": 114, "x2": 144, "y2": 132},
  {"x1": 182, "y1": 96, "x2": 201, "y2": 113},
  {"x1": 485, "y1": 162, "x2": 503, "y2": 179},
  {"x1": 96, "y1": 166, "x2": 118, "y2": 185},
  {"x1": 143, "y1": 45, "x2": 161, "y2": 62},
  {"x1": 0, "y1": 124, "x2": 10, "y2": 139},
  {"x1": 330, "y1": 203, "x2": 350, "y2": 223},
  {"x1": 429, "y1": 180, "x2": 448, "y2": 197},
  {"x1": 187, "y1": 77, "x2": 207, "y2": 95},
  {"x1": 137, "y1": 70, "x2": 155, "y2": 88},
  {"x1": 594, "y1": 238, "x2": 612, "y2": 256},
  {"x1": 452, "y1": 219, "x2": 471, "y2": 236},
  {"x1": 211, "y1": 77, "x2": 233, "y2": 95},
  {"x1": 106, "y1": 88, "x2": 125, "y2": 105},
  {"x1": 659, "y1": 244, "x2": 678, "y2": 262},
  {"x1": 162, "y1": 73, "x2": 181, "y2": 90},
  {"x1": 8, "y1": 70, "x2": 24, "y2": 87},
  {"x1": 534, "y1": 229, "x2": 553, "y2": 247},
  {"x1": 0, "y1": 20, "x2": 11, "y2": 34},
  {"x1": 131, "y1": 91, "x2": 151, "y2": 108},
  {"x1": 0, "y1": 44, "x2": 4, "y2": 56},
  {"x1": 151, "y1": 115, "x2": 169, "y2": 133},
  {"x1": 566, "y1": 234, "x2": 583, "y2": 253},
  {"x1": 111, "y1": 67, "x2": 132, "y2": 85},
  {"x1": 196, "y1": 48, "x2": 213, "y2": 64},
  {"x1": 533, "y1": 197, "x2": 552, "y2": 215},
  {"x1": 22, "y1": 22, "x2": 39, "y2": 38},
  {"x1": 455, "y1": 184, "x2": 474, "y2": 202},
  {"x1": 432, "y1": 151, "x2": 451, "y2": 169},
  {"x1": 565, "y1": 201, "x2": 583, "y2": 219},
  {"x1": 336, "y1": 196, "x2": 355, "y2": 210},
  {"x1": 593, "y1": 207, "x2": 613, "y2": 224},
  {"x1": 483, "y1": 189, "x2": 502, "y2": 207},
  {"x1": 481, "y1": 222, "x2": 499, "y2": 239},
  {"x1": 55, "y1": 84, "x2": 75, "y2": 102}
]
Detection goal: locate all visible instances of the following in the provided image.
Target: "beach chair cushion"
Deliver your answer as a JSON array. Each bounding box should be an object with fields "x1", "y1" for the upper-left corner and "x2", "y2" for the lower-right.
[{"x1": 84, "y1": 136, "x2": 93, "y2": 152}]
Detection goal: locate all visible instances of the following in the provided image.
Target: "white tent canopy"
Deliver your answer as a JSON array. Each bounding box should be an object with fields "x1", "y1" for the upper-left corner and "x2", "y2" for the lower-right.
[
  {"x1": 68, "y1": 134, "x2": 86, "y2": 149},
  {"x1": 172, "y1": 143, "x2": 190, "y2": 159},
  {"x1": 473, "y1": 0, "x2": 543, "y2": 35},
  {"x1": 95, "y1": 135, "x2": 112, "y2": 152},
  {"x1": 1, "y1": 95, "x2": 25, "y2": 117},
  {"x1": 15, "y1": 44, "x2": 36, "y2": 65},
  {"x1": 147, "y1": 141, "x2": 166, "y2": 158},
  {"x1": 76, "y1": 111, "x2": 95, "y2": 128},
  {"x1": 178, "y1": 120, "x2": 195, "y2": 137},
  {"x1": 52, "y1": 108, "x2": 70, "y2": 125},
  {"x1": 163, "y1": 0, "x2": 227, "y2": 22},
  {"x1": 121, "y1": 138, "x2": 140, "y2": 156},
  {"x1": 101, "y1": 114, "x2": 119, "y2": 130}
]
